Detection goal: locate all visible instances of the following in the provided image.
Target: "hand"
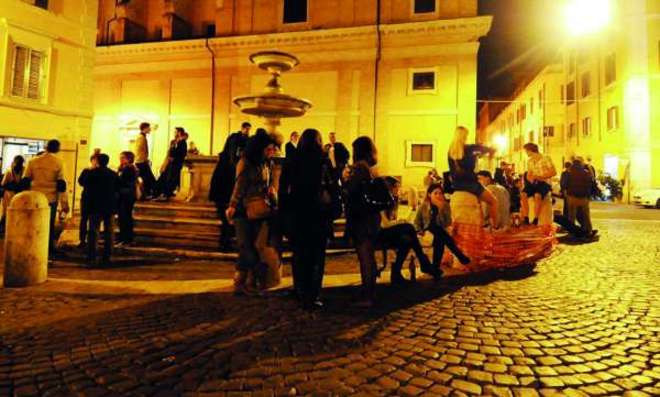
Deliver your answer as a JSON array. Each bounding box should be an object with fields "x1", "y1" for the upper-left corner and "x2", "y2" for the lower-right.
[{"x1": 225, "y1": 207, "x2": 236, "y2": 222}]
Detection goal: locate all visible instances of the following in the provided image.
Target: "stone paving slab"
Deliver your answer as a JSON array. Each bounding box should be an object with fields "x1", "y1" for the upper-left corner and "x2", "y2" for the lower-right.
[{"x1": 0, "y1": 220, "x2": 658, "y2": 396}]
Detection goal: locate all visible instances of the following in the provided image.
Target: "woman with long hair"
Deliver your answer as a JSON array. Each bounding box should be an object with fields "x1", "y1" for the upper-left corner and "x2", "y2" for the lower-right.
[
  {"x1": 448, "y1": 126, "x2": 498, "y2": 227},
  {"x1": 226, "y1": 130, "x2": 281, "y2": 294},
  {"x1": 415, "y1": 183, "x2": 470, "y2": 268},
  {"x1": 284, "y1": 128, "x2": 338, "y2": 309},
  {"x1": 1, "y1": 155, "x2": 25, "y2": 231},
  {"x1": 345, "y1": 136, "x2": 381, "y2": 307}
]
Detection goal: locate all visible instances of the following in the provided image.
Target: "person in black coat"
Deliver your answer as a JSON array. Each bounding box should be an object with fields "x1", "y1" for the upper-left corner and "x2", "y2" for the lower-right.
[
  {"x1": 77, "y1": 154, "x2": 98, "y2": 248},
  {"x1": 117, "y1": 151, "x2": 138, "y2": 246},
  {"x1": 282, "y1": 128, "x2": 338, "y2": 309},
  {"x1": 285, "y1": 131, "x2": 299, "y2": 159},
  {"x1": 83, "y1": 153, "x2": 119, "y2": 266},
  {"x1": 209, "y1": 121, "x2": 251, "y2": 252},
  {"x1": 324, "y1": 132, "x2": 350, "y2": 171},
  {"x1": 155, "y1": 127, "x2": 188, "y2": 200}
]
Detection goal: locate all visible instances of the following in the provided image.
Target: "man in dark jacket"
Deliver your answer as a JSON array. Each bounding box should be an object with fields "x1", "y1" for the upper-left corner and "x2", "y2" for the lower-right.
[
  {"x1": 559, "y1": 161, "x2": 572, "y2": 217},
  {"x1": 83, "y1": 153, "x2": 119, "y2": 266},
  {"x1": 209, "y1": 121, "x2": 251, "y2": 251},
  {"x1": 324, "y1": 132, "x2": 350, "y2": 172},
  {"x1": 565, "y1": 158, "x2": 596, "y2": 240},
  {"x1": 77, "y1": 153, "x2": 98, "y2": 248}
]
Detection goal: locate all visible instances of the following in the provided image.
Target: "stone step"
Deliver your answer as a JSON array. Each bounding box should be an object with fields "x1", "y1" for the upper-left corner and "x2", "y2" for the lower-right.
[
  {"x1": 133, "y1": 215, "x2": 221, "y2": 234},
  {"x1": 134, "y1": 201, "x2": 218, "y2": 219}
]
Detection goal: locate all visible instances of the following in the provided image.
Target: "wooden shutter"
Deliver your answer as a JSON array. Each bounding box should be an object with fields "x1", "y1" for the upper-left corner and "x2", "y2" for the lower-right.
[
  {"x1": 27, "y1": 50, "x2": 43, "y2": 100},
  {"x1": 11, "y1": 46, "x2": 28, "y2": 97}
]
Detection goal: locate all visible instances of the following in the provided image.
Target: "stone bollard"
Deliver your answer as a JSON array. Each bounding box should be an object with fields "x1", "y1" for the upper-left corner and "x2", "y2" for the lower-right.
[{"x1": 3, "y1": 191, "x2": 49, "y2": 287}]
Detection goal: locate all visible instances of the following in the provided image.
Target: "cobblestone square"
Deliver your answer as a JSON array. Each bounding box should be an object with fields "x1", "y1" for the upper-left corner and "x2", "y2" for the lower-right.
[{"x1": 1, "y1": 217, "x2": 659, "y2": 396}]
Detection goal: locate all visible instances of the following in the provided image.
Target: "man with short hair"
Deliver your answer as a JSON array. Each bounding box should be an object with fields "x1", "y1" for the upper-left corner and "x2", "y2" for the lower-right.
[
  {"x1": 522, "y1": 142, "x2": 556, "y2": 225},
  {"x1": 285, "y1": 131, "x2": 299, "y2": 159},
  {"x1": 82, "y1": 153, "x2": 119, "y2": 266},
  {"x1": 565, "y1": 158, "x2": 597, "y2": 240},
  {"x1": 135, "y1": 122, "x2": 156, "y2": 199},
  {"x1": 324, "y1": 132, "x2": 350, "y2": 172},
  {"x1": 477, "y1": 170, "x2": 511, "y2": 230},
  {"x1": 24, "y1": 139, "x2": 69, "y2": 255}
]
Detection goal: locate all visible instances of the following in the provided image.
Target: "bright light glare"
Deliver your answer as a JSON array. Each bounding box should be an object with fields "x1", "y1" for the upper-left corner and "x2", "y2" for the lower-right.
[
  {"x1": 564, "y1": 0, "x2": 611, "y2": 36},
  {"x1": 493, "y1": 134, "x2": 508, "y2": 153}
]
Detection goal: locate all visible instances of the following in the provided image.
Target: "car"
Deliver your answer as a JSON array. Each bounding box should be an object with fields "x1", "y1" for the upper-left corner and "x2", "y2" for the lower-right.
[{"x1": 632, "y1": 188, "x2": 660, "y2": 208}]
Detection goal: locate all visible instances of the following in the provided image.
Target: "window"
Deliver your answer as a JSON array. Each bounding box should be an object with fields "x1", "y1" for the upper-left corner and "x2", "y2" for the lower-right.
[
  {"x1": 538, "y1": 90, "x2": 543, "y2": 109},
  {"x1": 406, "y1": 141, "x2": 435, "y2": 167},
  {"x1": 605, "y1": 53, "x2": 616, "y2": 86},
  {"x1": 530, "y1": 98, "x2": 534, "y2": 115},
  {"x1": 283, "y1": 0, "x2": 307, "y2": 24},
  {"x1": 582, "y1": 117, "x2": 592, "y2": 137},
  {"x1": 20, "y1": 0, "x2": 48, "y2": 9},
  {"x1": 568, "y1": 51, "x2": 576, "y2": 74},
  {"x1": 607, "y1": 106, "x2": 619, "y2": 130},
  {"x1": 543, "y1": 126, "x2": 555, "y2": 137},
  {"x1": 566, "y1": 81, "x2": 575, "y2": 105},
  {"x1": 520, "y1": 104, "x2": 526, "y2": 121},
  {"x1": 581, "y1": 72, "x2": 591, "y2": 97},
  {"x1": 409, "y1": 68, "x2": 437, "y2": 94},
  {"x1": 11, "y1": 45, "x2": 45, "y2": 101},
  {"x1": 414, "y1": 0, "x2": 436, "y2": 14},
  {"x1": 568, "y1": 123, "x2": 576, "y2": 138},
  {"x1": 560, "y1": 84, "x2": 565, "y2": 104}
]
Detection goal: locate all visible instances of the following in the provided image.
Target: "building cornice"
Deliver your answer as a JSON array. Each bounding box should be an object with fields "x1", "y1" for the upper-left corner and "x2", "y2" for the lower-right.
[{"x1": 96, "y1": 16, "x2": 492, "y2": 64}]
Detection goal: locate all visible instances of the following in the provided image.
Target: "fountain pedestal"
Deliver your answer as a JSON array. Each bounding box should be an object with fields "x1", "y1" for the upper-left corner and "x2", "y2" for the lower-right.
[{"x1": 178, "y1": 154, "x2": 217, "y2": 204}]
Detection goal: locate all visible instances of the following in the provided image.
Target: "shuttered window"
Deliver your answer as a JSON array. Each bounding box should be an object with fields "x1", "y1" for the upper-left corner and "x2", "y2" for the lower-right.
[{"x1": 10, "y1": 45, "x2": 45, "y2": 101}]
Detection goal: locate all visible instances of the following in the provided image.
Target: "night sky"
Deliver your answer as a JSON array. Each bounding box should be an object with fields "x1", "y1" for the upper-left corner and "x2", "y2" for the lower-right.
[{"x1": 477, "y1": 0, "x2": 564, "y2": 101}]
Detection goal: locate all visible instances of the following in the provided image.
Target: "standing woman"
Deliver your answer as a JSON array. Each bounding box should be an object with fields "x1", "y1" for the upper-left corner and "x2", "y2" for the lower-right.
[
  {"x1": 1, "y1": 155, "x2": 25, "y2": 231},
  {"x1": 287, "y1": 129, "x2": 337, "y2": 309},
  {"x1": 226, "y1": 131, "x2": 281, "y2": 294},
  {"x1": 447, "y1": 126, "x2": 499, "y2": 227},
  {"x1": 345, "y1": 136, "x2": 381, "y2": 307},
  {"x1": 117, "y1": 151, "x2": 138, "y2": 247}
]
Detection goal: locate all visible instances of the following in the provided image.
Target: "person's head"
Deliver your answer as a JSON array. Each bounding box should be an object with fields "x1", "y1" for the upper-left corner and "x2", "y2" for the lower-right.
[
  {"x1": 175, "y1": 127, "x2": 185, "y2": 138},
  {"x1": 12, "y1": 155, "x2": 25, "y2": 171},
  {"x1": 352, "y1": 136, "x2": 377, "y2": 166},
  {"x1": 182, "y1": 132, "x2": 189, "y2": 140},
  {"x1": 477, "y1": 170, "x2": 493, "y2": 186},
  {"x1": 140, "y1": 122, "x2": 151, "y2": 134},
  {"x1": 431, "y1": 168, "x2": 439, "y2": 177},
  {"x1": 448, "y1": 126, "x2": 469, "y2": 160},
  {"x1": 384, "y1": 176, "x2": 401, "y2": 197},
  {"x1": 120, "y1": 151, "x2": 135, "y2": 166},
  {"x1": 329, "y1": 132, "x2": 337, "y2": 144},
  {"x1": 523, "y1": 142, "x2": 539, "y2": 157},
  {"x1": 572, "y1": 157, "x2": 583, "y2": 167},
  {"x1": 298, "y1": 128, "x2": 322, "y2": 154},
  {"x1": 290, "y1": 131, "x2": 299, "y2": 143},
  {"x1": 89, "y1": 154, "x2": 99, "y2": 168},
  {"x1": 564, "y1": 161, "x2": 572, "y2": 170},
  {"x1": 426, "y1": 182, "x2": 445, "y2": 206},
  {"x1": 96, "y1": 153, "x2": 110, "y2": 168},
  {"x1": 244, "y1": 129, "x2": 276, "y2": 164},
  {"x1": 46, "y1": 139, "x2": 60, "y2": 154},
  {"x1": 586, "y1": 156, "x2": 592, "y2": 163},
  {"x1": 514, "y1": 177, "x2": 522, "y2": 189},
  {"x1": 240, "y1": 122, "x2": 252, "y2": 135}
]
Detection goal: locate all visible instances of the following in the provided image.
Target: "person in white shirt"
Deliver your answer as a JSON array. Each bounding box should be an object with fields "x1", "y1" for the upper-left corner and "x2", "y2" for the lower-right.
[
  {"x1": 477, "y1": 170, "x2": 511, "y2": 230},
  {"x1": 24, "y1": 139, "x2": 69, "y2": 254}
]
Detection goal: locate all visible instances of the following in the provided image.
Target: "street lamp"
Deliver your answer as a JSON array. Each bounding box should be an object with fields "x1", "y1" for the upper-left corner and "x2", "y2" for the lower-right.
[{"x1": 564, "y1": 0, "x2": 612, "y2": 37}]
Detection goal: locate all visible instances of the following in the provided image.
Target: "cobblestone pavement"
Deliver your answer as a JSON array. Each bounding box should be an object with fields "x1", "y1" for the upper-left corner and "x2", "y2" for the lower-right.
[{"x1": 1, "y1": 219, "x2": 659, "y2": 396}]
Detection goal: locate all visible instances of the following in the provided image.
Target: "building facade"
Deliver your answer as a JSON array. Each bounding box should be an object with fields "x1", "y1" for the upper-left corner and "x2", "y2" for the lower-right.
[
  {"x1": 93, "y1": 0, "x2": 491, "y2": 187},
  {"x1": 0, "y1": 0, "x2": 97, "y2": 208},
  {"x1": 481, "y1": 0, "x2": 660, "y2": 196}
]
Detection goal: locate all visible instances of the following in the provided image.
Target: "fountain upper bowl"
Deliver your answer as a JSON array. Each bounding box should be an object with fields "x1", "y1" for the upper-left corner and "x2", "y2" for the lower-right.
[{"x1": 249, "y1": 51, "x2": 300, "y2": 73}]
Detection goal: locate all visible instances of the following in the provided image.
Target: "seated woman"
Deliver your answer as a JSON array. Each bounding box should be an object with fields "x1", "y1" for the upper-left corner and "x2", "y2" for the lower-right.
[
  {"x1": 378, "y1": 177, "x2": 439, "y2": 284},
  {"x1": 447, "y1": 126, "x2": 499, "y2": 228},
  {"x1": 415, "y1": 183, "x2": 470, "y2": 268}
]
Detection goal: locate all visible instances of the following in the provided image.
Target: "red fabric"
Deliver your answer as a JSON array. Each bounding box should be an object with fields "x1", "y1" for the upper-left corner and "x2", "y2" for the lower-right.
[{"x1": 448, "y1": 223, "x2": 556, "y2": 272}]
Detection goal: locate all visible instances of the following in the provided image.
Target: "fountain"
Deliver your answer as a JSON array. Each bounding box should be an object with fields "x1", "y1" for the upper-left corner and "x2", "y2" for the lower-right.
[{"x1": 233, "y1": 51, "x2": 313, "y2": 145}]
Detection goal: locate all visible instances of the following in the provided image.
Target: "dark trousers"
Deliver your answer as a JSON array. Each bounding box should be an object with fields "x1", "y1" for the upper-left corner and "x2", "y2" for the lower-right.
[
  {"x1": 378, "y1": 223, "x2": 429, "y2": 273},
  {"x1": 553, "y1": 214, "x2": 586, "y2": 238},
  {"x1": 87, "y1": 213, "x2": 113, "y2": 264},
  {"x1": 79, "y1": 201, "x2": 89, "y2": 244},
  {"x1": 429, "y1": 223, "x2": 468, "y2": 265},
  {"x1": 292, "y1": 215, "x2": 329, "y2": 302},
  {"x1": 567, "y1": 195, "x2": 592, "y2": 234},
  {"x1": 118, "y1": 198, "x2": 135, "y2": 243},
  {"x1": 216, "y1": 204, "x2": 233, "y2": 250},
  {"x1": 49, "y1": 202, "x2": 57, "y2": 254},
  {"x1": 136, "y1": 162, "x2": 156, "y2": 198}
]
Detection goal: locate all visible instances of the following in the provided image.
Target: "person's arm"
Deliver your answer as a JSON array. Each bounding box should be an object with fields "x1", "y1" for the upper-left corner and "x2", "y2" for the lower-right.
[
  {"x1": 414, "y1": 204, "x2": 425, "y2": 232},
  {"x1": 228, "y1": 159, "x2": 248, "y2": 209},
  {"x1": 1, "y1": 172, "x2": 11, "y2": 187}
]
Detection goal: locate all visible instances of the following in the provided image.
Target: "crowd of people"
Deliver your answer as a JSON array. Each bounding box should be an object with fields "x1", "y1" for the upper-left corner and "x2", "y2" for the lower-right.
[{"x1": 0, "y1": 120, "x2": 599, "y2": 308}]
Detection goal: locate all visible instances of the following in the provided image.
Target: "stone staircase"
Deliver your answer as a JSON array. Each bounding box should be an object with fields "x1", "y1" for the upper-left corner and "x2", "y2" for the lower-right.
[{"x1": 58, "y1": 200, "x2": 350, "y2": 259}]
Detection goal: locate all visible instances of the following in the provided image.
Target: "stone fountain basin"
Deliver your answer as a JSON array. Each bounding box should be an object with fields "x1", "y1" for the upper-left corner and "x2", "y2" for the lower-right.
[
  {"x1": 233, "y1": 94, "x2": 312, "y2": 118},
  {"x1": 249, "y1": 51, "x2": 300, "y2": 72}
]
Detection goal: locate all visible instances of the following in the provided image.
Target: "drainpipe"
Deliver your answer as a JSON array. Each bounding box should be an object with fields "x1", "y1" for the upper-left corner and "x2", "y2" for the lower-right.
[
  {"x1": 205, "y1": 37, "x2": 217, "y2": 155},
  {"x1": 372, "y1": 0, "x2": 382, "y2": 143}
]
